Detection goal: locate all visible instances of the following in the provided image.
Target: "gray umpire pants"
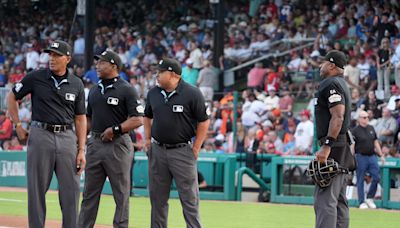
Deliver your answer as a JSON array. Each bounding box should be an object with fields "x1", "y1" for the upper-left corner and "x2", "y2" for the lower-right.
[
  {"x1": 148, "y1": 143, "x2": 201, "y2": 228},
  {"x1": 78, "y1": 134, "x2": 133, "y2": 228},
  {"x1": 314, "y1": 174, "x2": 349, "y2": 228},
  {"x1": 27, "y1": 126, "x2": 80, "y2": 228}
]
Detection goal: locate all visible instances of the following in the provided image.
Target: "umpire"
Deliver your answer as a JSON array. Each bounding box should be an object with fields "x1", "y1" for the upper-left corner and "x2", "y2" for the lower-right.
[
  {"x1": 7, "y1": 40, "x2": 87, "y2": 228},
  {"x1": 78, "y1": 50, "x2": 143, "y2": 228},
  {"x1": 144, "y1": 58, "x2": 210, "y2": 228},
  {"x1": 314, "y1": 50, "x2": 355, "y2": 228}
]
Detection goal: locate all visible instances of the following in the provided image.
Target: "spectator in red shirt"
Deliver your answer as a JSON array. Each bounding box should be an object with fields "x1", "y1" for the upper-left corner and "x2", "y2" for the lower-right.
[
  {"x1": 8, "y1": 67, "x2": 25, "y2": 84},
  {"x1": 0, "y1": 110, "x2": 12, "y2": 148},
  {"x1": 7, "y1": 136, "x2": 23, "y2": 151},
  {"x1": 264, "y1": 69, "x2": 280, "y2": 92}
]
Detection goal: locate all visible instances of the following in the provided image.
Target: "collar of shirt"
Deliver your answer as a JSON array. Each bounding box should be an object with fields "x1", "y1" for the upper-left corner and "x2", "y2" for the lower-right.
[
  {"x1": 47, "y1": 68, "x2": 72, "y2": 88},
  {"x1": 97, "y1": 77, "x2": 121, "y2": 94}
]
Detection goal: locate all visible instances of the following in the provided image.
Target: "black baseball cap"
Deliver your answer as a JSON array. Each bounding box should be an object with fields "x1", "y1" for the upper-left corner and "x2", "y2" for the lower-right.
[
  {"x1": 157, "y1": 58, "x2": 182, "y2": 75},
  {"x1": 324, "y1": 50, "x2": 347, "y2": 69},
  {"x1": 94, "y1": 50, "x2": 122, "y2": 69},
  {"x1": 44, "y1": 40, "x2": 72, "y2": 56}
]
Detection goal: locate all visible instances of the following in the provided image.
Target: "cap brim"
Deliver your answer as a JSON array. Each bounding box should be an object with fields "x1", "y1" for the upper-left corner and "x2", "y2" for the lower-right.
[
  {"x1": 94, "y1": 55, "x2": 104, "y2": 61},
  {"x1": 44, "y1": 48, "x2": 68, "y2": 56}
]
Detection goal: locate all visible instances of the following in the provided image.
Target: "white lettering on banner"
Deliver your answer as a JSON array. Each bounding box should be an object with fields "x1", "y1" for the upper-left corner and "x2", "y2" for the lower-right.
[
  {"x1": 283, "y1": 159, "x2": 312, "y2": 165},
  {"x1": 0, "y1": 161, "x2": 25, "y2": 177}
]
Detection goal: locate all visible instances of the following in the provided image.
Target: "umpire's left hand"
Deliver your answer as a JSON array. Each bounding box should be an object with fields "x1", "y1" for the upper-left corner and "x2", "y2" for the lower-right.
[{"x1": 101, "y1": 127, "x2": 114, "y2": 142}]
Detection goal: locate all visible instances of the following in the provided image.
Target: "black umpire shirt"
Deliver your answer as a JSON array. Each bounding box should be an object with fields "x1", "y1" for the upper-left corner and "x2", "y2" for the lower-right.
[
  {"x1": 144, "y1": 79, "x2": 209, "y2": 144},
  {"x1": 12, "y1": 68, "x2": 85, "y2": 125},
  {"x1": 87, "y1": 77, "x2": 144, "y2": 133},
  {"x1": 315, "y1": 75, "x2": 351, "y2": 166},
  {"x1": 351, "y1": 124, "x2": 377, "y2": 156}
]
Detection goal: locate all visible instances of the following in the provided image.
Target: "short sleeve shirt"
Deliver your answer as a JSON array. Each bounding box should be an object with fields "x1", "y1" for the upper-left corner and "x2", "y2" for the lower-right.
[
  {"x1": 315, "y1": 75, "x2": 351, "y2": 140},
  {"x1": 12, "y1": 68, "x2": 85, "y2": 124},
  {"x1": 145, "y1": 80, "x2": 209, "y2": 144},
  {"x1": 87, "y1": 77, "x2": 144, "y2": 132}
]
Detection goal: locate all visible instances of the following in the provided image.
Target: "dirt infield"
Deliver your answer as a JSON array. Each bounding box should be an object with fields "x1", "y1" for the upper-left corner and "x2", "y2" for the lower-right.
[
  {"x1": 0, "y1": 215, "x2": 112, "y2": 228},
  {"x1": 0, "y1": 187, "x2": 111, "y2": 227}
]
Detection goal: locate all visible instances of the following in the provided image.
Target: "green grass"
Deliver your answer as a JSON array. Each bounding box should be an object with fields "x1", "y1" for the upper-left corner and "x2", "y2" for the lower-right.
[{"x1": 0, "y1": 191, "x2": 399, "y2": 228}]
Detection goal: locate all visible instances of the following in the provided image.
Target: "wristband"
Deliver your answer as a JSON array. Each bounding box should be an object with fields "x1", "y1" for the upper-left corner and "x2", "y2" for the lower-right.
[
  {"x1": 112, "y1": 125, "x2": 122, "y2": 135},
  {"x1": 323, "y1": 136, "x2": 336, "y2": 147}
]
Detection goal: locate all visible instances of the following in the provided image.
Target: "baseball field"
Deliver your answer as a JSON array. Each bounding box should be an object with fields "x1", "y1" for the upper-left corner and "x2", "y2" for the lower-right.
[{"x1": 0, "y1": 189, "x2": 399, "y2": 228}]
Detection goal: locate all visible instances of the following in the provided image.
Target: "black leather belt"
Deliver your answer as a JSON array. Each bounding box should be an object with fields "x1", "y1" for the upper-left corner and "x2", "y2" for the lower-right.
[
  {"x1": 31, "y1": 121, "x2": 73, "y2": 133},
  {"x1": 151, "y1": 138, "x2": 191, "y2": 149}
]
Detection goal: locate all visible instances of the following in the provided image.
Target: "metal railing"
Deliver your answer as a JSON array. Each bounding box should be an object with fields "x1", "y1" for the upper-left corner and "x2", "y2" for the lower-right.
[{"x1": 225, "y1": 38, "x2": 316, "y2": 74}]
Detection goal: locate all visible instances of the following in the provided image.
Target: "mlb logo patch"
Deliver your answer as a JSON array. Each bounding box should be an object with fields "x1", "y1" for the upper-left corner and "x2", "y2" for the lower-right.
[
  {"x1": 172, "y1": 105, "x2": 183, "y2": 112},
  {"x1": 107, "y1": 97, "x2": 119, "y2": 105},
  {"x1": 51, "y1": 42, "x2": 60, "y2": 48},
  {"x1": 65, "y1": 93, "x2": 76, "y2": 101}
]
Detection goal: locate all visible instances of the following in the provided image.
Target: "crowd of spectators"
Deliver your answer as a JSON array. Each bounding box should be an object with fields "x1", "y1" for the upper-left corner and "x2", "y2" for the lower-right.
[{"x1": 1, "y1": 0, "x2": 400, "y2": 164}]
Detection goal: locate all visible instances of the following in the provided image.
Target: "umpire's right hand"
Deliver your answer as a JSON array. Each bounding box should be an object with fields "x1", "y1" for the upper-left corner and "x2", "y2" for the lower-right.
[{"x1": 15, "y1": 124, "x2": 28, "y2": 141}]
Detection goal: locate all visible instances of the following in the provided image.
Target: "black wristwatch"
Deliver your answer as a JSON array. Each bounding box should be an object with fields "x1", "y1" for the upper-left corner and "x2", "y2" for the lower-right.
[
  {"x1": 112, "y1": 125, "x2": 122, "y2": 135},
  {"x1": 323, "y1": 136, "x2": 336, "y2": 147}
]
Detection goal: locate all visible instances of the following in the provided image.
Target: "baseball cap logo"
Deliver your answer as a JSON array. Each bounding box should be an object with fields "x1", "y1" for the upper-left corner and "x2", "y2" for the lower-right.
[
  {"x1": 110, "y1": 59, "x2": 115, "y2": 63},
  {"x1": 330, "y1": 58, "x2": 334, "y2": 62},
  {"x1": 168, "y1": 67, "x2": 172, "y2": 71},
  {"x1": 51, "y1": 42, "x2": 60, "y2": 48},
  {"x1": 159, "y1": 60, "x2": 163, "y2": 65}
]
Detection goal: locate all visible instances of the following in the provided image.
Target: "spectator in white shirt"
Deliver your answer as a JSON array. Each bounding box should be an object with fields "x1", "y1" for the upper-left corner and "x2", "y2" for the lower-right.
[
  {"x1": 25, "y1": 44, "x2": 39, "y2": 71},
  {"x1": 387, "y1": 85, "x2": 400, "y2": 111},
  {"x1": 390, "y1": 37, "x2": 400, "y2": 87},
  {"x1": 263, "y1": 86, "x2": 280, "y2": 111},
  {"x1": 357, "y1": 55, "x2": 370, "y2": 88},
  {"x1": 344, "y1": 56, "x2": 361, "y2": 90},
  {"x1": 294, "y1": 110, "x2": 314, "y2": 154},
  {"x1": 189, "y1": 41, "x2": 203, "y2": 69},
  {"x1": 38, "y1": 51, "x2": 49, "y2": 69},
  {"x1": 241, "y1": 92, "x2": 267, "y2": 129}
]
